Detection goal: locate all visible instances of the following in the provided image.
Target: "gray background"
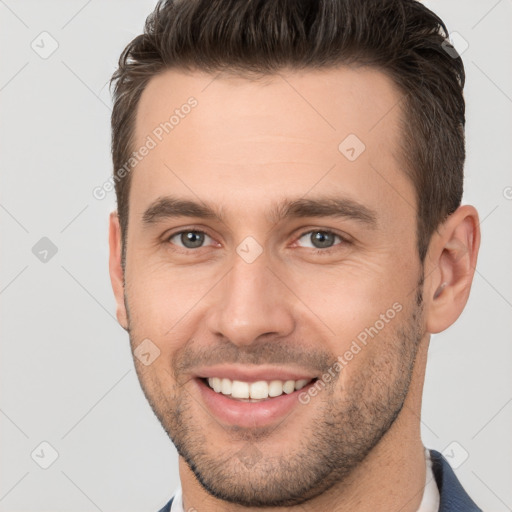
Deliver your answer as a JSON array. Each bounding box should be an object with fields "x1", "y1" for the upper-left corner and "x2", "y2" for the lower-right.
[{"x1": 0, "y1": 0, "x2": 511, "y2": 511}]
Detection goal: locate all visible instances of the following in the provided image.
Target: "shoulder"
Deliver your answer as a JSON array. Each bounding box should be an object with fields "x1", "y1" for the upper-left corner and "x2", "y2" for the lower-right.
[
  {"x1": 156, "y1": 496, "x2": 174, "y2": 512},
  {"x1": 429, "y1": 449, "x2": 483, "y2": 512}
]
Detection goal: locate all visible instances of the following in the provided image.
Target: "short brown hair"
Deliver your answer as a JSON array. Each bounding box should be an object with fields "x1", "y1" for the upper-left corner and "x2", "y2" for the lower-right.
[{"x1": 110, "y1": 0, "x2": 465, "y2": 268}]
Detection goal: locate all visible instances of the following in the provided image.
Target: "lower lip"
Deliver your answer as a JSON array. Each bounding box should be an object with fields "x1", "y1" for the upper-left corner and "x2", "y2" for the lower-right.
[{"x1": 194, "y1": 378, "x2": 316, "y2": 428}]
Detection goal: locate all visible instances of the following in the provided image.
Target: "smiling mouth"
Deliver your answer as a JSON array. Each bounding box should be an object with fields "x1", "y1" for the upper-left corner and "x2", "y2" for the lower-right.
[{"x1": 200, "y1": 376, "x2": 318, "y2": 401}]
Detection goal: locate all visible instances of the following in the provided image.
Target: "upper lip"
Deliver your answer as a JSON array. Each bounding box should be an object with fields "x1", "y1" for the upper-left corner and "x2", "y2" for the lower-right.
[{"x1": 194, "y1": 365, "x2": 318, "y2": 383}]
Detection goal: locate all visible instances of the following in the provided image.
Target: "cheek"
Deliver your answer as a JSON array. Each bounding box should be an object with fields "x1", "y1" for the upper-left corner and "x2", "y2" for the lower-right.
[
  {"x1": 286, "y1": 260, "x2": 414, "y2": 353},
  {"x1": 125, "y1": 259, "x2": 232, "y2": 365},
  {"x1": 293, "y1": 258, "x2": 405, "y2": 310},
  {"x1": 124, "y1": 265, "x2": 196, "y2": 347}
]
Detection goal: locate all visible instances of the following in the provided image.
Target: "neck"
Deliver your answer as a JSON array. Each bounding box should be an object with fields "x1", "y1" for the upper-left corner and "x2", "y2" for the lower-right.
[{"x1": 179, "y1": 339, "x2": 430, "y2": 512}]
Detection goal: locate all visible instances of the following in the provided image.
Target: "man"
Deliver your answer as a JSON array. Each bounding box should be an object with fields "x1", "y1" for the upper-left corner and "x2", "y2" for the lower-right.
[{"x1": 108, "y1": 0, "x2": 483, "y2": 510}]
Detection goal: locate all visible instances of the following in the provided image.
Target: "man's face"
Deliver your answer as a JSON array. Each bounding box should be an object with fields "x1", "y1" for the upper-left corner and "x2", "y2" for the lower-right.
[{"x1": 120, "y1": 66, "x2": 426, "y2": 506}]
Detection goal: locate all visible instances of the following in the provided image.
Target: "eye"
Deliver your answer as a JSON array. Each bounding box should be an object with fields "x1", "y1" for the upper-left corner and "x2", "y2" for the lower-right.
[
  {"x1": 295, "y1": 229, "x2": 347, "y2": 253},
  {"x1": 164, "y1": 228, "x2": 349, "y2": 255},
  {"x1": 166, "y1": 230, "x2": 214, "y2": 250}
]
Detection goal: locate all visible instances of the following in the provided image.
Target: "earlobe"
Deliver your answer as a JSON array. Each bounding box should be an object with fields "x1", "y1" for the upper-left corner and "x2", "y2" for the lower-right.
[
  {"x1": 108, "y1": 210, "x2": 129, "y2": 330},
  {"x1": 425, "y1": 205, "x2": 481, "y2": 334}
]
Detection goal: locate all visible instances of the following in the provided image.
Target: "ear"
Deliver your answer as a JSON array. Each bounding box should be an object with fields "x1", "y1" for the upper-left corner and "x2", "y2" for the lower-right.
[
  {"x1": 108, "y1": 210, "x2": 129, "y2": 330},
  {"x1": 424, "y1": 205, "x2": 481, "y2": 334}
]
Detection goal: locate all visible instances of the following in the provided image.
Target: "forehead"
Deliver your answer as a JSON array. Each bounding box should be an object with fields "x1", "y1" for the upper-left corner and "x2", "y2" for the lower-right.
[
  {"x1": 135, "y1": 65, "x2": 403, "y2": 147},
  {"x1": 129, "y1": 65, "x2": 413, "y2": 226}
]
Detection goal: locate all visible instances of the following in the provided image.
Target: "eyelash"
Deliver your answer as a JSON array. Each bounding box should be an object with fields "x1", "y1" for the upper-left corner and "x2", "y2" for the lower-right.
[{"x1": 164, "y1": 228, "x2": 351, "y2": 256}]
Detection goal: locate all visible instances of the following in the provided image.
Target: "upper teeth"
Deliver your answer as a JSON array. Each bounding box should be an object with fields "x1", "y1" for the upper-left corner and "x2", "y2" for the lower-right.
[{"x1": 207, "y1": 377, "x2": 312, "y2": 399}]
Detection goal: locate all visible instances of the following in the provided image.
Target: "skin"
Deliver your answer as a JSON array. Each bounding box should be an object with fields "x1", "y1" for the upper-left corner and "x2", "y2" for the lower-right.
[{"x1": 109, "y1": 66, "x2": 480, "y2": 511}]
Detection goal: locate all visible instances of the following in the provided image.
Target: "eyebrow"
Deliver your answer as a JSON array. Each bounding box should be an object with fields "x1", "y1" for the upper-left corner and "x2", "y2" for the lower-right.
[{"x1": 141, "y1": 195, "x2": 378, "y2": 228}]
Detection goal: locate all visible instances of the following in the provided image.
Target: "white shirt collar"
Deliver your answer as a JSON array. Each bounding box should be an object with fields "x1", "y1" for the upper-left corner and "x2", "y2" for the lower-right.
[{"x1": 417, "y1": 447, "x2": 441, "y2": 512}]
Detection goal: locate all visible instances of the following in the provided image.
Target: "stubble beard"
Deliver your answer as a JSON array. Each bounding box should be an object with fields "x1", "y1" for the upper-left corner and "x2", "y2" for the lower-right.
[{"x1": 125, "y1": 284, "x2": 425, "y2": 507}]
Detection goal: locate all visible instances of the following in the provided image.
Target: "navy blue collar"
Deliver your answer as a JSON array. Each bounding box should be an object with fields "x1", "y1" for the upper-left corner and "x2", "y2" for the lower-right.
[{"x1": 429, "y1": 449, "x2": 482, "y2": 511}]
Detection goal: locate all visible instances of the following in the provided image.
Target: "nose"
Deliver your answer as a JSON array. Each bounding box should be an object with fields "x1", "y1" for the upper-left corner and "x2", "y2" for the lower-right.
[{"x1": 205, "y1": 249, "x2": 296, "y2": 347}]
